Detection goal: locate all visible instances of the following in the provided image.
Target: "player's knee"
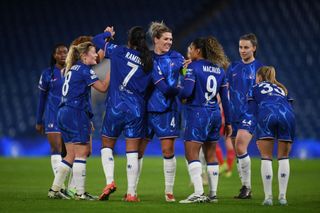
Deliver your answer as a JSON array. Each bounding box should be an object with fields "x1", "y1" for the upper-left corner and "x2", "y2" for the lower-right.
[{"x1": 162, "y1": 149, "x2": 174, "y2": 158}]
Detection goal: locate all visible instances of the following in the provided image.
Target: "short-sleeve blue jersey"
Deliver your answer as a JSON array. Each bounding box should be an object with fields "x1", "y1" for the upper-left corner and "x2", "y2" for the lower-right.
[
  {"x1": 38, "y1": 66, "x2": 63, "y2": 110},
  {"x1": 184, "y1": 59, "x2": 227, "y2": 109},
  {"x1": 60, "y1": 61, "x2": 99, "y2": 112},
  {"x1": 248, "y1": 81, "x2": 293, "y2": 111},
  {"x1": 104, "y1": 44, "x2": 153, "y2": 107},
  {"x1": 147, "y1": 50, "x2": 184, "y2": 112},
  {"x1": 227, "y1": 59, "x2": 263, "y2": 122},
  {"x1": 248, "y1": 81, "x2": 295, "y2": 140}
]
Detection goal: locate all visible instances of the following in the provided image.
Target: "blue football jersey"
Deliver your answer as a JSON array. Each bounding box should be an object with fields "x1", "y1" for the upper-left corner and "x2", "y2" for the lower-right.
[
  {"x1": 104, "y1": 44, "x2": 153, "y2": 107},
  {"x1": 60, "y1": 61, "x2": 99, "y2": 111},
  {"x1": 227, "y1": 60, "x2": 263, "y2": 122},
  {"x1": 248, "y1": 81, "x2": 295, "y2": 140},
  {"x1": 248, "y1": 81, "x2": 293, "y2": 110},
  {"x1": 184, "y1": 59, "x2": 227, "y2": 109},
  {"x1": 147, "y1": 50, "x2": 184, "y2": 112},
  {"x1": 38, "y1": 66, "x2": 64, "y2": 111}
]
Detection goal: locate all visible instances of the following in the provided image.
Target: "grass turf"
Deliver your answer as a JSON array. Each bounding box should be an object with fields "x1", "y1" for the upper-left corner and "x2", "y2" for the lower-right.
[{"x1": 0, "y1": 157, "x2": 319, "y2": 213}]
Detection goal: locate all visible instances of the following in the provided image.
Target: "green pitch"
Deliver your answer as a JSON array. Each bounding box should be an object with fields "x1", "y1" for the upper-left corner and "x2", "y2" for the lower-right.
[{"x1": 0, "y1": 157, "x2": 319, "y2": 213}]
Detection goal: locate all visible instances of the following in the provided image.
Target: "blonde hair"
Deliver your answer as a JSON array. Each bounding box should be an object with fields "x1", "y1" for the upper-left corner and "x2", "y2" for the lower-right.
[
  {"x1": 65, "y1": 41, "x2": 94, "y2": 72},
  {"x1": 148, "y1": 21, "x2": 172, "y2": 42},
  {"x1": 257, "y1": 66, "x2": 288, "y2": 95}
]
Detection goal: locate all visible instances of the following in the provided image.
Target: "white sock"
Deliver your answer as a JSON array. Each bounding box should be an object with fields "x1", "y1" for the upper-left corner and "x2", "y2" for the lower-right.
[
  {"x1": 278, "y1": 158, "x2": 290, "y2": 200},
  {"x1": 126, "y1": 152, "x2": 138, "y2": 195},
  {"x1": 199, "y1": 148, "x2": 207, "y2": 174},
  {"x1": 238, "y1": 153, "x2": 251, "y2": 188},
  {"x1": 73, "y1": 158, "x2": 87, "y2": 195},
  {"x1": 52, "y1": 160, "x2": 71, "y2": 191},
  {"x1": 164, "y1": 156, "x2": 176, "y2": 194},
  {"x1": 135, "y1": 157, "x2": 143, "y2": 192},
  {"x1": 67, "y1": 171, "x2": 76, "y2": 190},
  {"x1": 51, "y1": 154, "x2": 62, "y2": 176},
  {"x1": 188, "y1": 161, "x2": 203, "y2": 195},
  {"x1": 236, "y1": 158, "x2": 243, "y2": 184},
  {"x1": 261, "y1": 159, "x2": 273, "y2": 200},
  {"x1": 101, "y1": 148, "x2": 114, "y2": 185},
  {"x1": 207, "y1": 163, "x2": 219, "y2": 197}
]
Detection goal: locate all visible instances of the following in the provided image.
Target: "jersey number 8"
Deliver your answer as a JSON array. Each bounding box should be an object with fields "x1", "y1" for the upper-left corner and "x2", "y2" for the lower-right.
[{"x1": 62, "y1": 72, "x2": 72, "y2": 96}]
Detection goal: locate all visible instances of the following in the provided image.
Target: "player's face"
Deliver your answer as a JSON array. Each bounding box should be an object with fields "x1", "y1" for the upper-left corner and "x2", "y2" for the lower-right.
[
  {"x1": 83, "y1": 46, "x2": 98, "y2": 65},
  {"x1": 54, "y1": 46, "x2": 68, "y2": 66},
  {"x1": 239, "y1": 40, "x2": 256, "y2": 62},
  {"x1": 188, "y1": 44, "x2": 200, "y2": 61},
  {"x1": 154, "y1": 32, "x2": 172, "y2": 54},
  {"x1": 256, "y1": 74, "x2": 262, "y2": 83}
]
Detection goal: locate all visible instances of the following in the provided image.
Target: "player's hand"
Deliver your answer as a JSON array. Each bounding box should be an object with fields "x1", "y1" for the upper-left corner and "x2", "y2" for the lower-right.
[
  {"x1": 90, "y1": 121, "x2": 95, "y2": 132},
  {"x1": 35, "y1": 124, "x2": 44, "y2": 134},
  {"x1": 183, "y1": 59, "x2": 192, "y2": 68},
  {"x1": 104, "y1": 26, "x2": 115, "y2": 40},
  {"x1": 224, "y1": 124, "x2": 232, "y2": 137}
]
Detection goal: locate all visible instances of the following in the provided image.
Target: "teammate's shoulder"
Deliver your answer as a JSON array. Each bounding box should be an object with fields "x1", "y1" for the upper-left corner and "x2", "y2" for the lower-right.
[
  {"x1": 229, "y1": 60, "x2": 242, "y2": 69},
  {"x1": 41, "y1": 67, "x2": 52, "y2": 74},
  {"x1": 168, "y1": 50, "x2": 184, "y2": 59}
]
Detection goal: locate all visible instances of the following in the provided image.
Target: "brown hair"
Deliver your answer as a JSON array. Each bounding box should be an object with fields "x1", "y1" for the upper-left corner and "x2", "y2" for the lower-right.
[
  {"x1": 191, "y1": 36, "x2": 230, "y2": 70},
  {"x1": 240, "y1": 33, "x2": 258, "y2": 56},
  {"x1": 257, "y1": 66, "x2": 288, "y2": 95},
  {"x1": 71, "y1": 35, "x2": 93, "y2": 46}
]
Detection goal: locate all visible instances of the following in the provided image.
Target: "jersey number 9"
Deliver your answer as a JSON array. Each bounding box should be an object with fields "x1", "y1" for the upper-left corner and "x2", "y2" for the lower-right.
[{"x1": 205, "y1": 75, "x2": 217, "y2": 102}]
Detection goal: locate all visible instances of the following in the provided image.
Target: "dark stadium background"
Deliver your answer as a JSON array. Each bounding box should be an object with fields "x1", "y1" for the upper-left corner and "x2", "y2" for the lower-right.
[{"x1": 0, "y1": 0, "x2": 319, "y2": 158}]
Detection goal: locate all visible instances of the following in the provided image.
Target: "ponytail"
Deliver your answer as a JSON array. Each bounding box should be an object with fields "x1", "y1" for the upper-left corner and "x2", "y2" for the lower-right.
[
  {"x1": 65, "y1": 45, "x2": 79, "y2": 73},
  {"x1": 65, "y1": 41, "x2": 94, "y2": 74},
  {"x1": 205, "y1": 36, "x2": 230, "y2": 70},
  {"x1": 192, "y1": 36, "x2": 229, "y2": 70},
  {"x1": 257, "y1": 66, "x2": 288, "y2": 95},
  {"x1": 128, "y1": 26, "x2": 153, "y2": 72}
]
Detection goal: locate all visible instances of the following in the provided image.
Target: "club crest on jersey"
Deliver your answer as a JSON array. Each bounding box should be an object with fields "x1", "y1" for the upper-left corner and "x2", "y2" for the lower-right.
[
  {"x1": 157, "y1": 66, "x2": 163, "y2": 75},
  {"x1": 90, "y1": 69, "x2": 97, "y2": 79}
]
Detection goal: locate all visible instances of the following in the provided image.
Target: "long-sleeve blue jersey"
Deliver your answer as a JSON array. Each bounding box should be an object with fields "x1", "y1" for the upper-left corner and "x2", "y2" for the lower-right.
[
  {"x1": 147, "y1": 50, "x2": 184, "y2": 112},
  {"x1": 179, "y1": 59, "x2": 231, "y2": 124},
  {"x1": 36, "y1": 66, "x2": 63, "y2": 124}
]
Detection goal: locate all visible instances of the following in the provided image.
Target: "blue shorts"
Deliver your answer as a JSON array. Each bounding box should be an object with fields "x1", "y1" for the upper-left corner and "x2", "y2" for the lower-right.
[
  {"x1": 146, "y1": 110, "x2": 180, "y2": 139},
  {"x1": 256, "y1": 107, "x2": 295, "y2": 142},
  {"x1": 57, "y1": 106, "x2": 91, "y2": 143},
  {"x1": 44, "y1": 106, "x2": 60, "y2": 134},
  {"x1": 231, "y1": 114, "x2": 256, "y2": 137},
  {"x1": 184, "y1": 106, "x2": 221, "y2": 143},
  {"x1": 102, "y1": 103, "x2": 145, "y2": 139}
]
